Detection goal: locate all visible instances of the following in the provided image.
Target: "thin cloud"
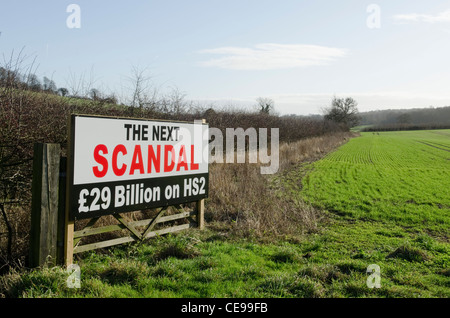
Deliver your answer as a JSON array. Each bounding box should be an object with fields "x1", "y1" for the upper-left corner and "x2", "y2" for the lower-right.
[
  {"x1": 393, "y1": 9, "x2": 450, "y2": 24},
  {"x1": 198, "y1": 43, "x2": 348, "y2": 70}
]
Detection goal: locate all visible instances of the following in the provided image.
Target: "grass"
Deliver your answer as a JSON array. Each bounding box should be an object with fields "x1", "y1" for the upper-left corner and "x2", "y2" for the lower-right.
[
  {"x1": 1, "y1": 233, "x2": 322, "y2": 298},
  {"x1": 2, "y1": 225, "x2": 448, "y2": 298},
  {"x1": 295, "y1": 129, "x2": 450, "y2": 297},
  {"x1": 1, "y1": 130, "x2": 449, "y2": 298},
  {"x1": 301, "y1": 130, "x2": 450, "y2": 235}
]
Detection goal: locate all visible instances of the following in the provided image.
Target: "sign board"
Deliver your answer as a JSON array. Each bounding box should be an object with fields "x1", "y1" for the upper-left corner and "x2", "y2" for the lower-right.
[{"x1": 68, "y1": 115, "x2": 209, "y2": 220}]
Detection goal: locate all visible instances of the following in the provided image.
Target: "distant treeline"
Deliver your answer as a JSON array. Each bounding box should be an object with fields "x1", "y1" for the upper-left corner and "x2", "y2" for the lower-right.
[
  {"x1": 362, "y1": 123, "x2": 450, "y2": 132},
  {"x1": 359, "y1": 106, "x2": 450, "y2": 127}
]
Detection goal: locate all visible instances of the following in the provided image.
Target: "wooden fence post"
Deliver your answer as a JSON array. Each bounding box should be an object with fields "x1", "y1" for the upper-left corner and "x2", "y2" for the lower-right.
[{"x1": 30, "y1": 143, "x2": 61, "y2": 267}]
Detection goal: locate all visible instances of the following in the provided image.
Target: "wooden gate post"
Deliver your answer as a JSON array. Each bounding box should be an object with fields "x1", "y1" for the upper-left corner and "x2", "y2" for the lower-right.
[
  {"x1": 197, "y1": 118, "x2": 207, "y2": 230},
  {"x1": 30, "y1": 143, "x2": 61, "y2": 267},
  {"x1": 64, "y1": 215, "x2": 74, "y2": 267},
  {"x1": 64, "y1": 116, "x2": 74, "y2": 268},
  {"x1": 197, "y1": 199, "x2": 205, "y2": 230}
]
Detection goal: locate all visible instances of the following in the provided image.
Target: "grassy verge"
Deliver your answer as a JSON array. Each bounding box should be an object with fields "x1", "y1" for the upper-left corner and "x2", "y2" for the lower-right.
[{"x1": 2, "y1": 223, "x2": 448, "y2": 298}]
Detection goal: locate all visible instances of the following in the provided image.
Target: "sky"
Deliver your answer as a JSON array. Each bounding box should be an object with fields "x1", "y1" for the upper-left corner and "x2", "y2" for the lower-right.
[{"x1": 1, "y1": 1, "x2": 450, "y2": 115}]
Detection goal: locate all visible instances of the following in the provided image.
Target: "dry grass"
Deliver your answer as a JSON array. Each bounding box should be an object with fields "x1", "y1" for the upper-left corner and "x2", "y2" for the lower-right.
[{"x1": 206, "y1": 132, "x2": 356, "y2": 239}]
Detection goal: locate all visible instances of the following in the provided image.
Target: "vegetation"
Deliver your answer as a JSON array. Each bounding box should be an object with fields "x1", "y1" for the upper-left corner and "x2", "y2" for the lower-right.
[
  {"x1": 1, "y1": 222, "x2": 448, "y2": 297},
  {"x1": 255, "y1": 97, "x2": 275, "y2": 115},
  {"x1": 362, "y1": 123, "x2": 450, "y2": 132},
  {"x1": 0, "y1": 54, "x2": 448, "y2": 299},
  {"x1": 323, "y1": 96, "x2": 360, "y2": 129},
  {"x1": 0, "y1": 56, "x2": 344, "y2": 269},
  {"x1": 360, "y1": 106, "x2": 450, "y2": 130},
  {"x1": 1, "y1": 130, "x2": 449, "y2": 298},
  {"x1": 301, "y1": 130, "x2": 450, "y2": 235}
]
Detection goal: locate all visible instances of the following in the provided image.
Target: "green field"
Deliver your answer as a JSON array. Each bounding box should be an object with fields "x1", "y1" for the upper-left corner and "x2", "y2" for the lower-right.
[
  {"x1": 1, "y1": 130, "x2": 449, "y2": 298},
  {"x1": 283, "y1": 129, "x2": 450, "y2": 297},
  {"x1": 302, "y1": 130, "x2": 450, "y2": 234}
]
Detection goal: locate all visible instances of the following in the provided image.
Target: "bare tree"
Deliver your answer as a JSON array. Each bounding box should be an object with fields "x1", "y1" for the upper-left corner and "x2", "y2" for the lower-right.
[
  {"x1": 1, "y1": 47, "x2": 39, "y2": 90},
  {"x1": 324, "y1": 96, "x2": 360, "y2": 128},
  {"x1": 256, "y1": 97, "x2": 275, "y2": 115},
  {"x1": 166, "y1": 86, "x2": 188, "y2": 114},
  {"x1": 26, "y1": 73, "x2": 42, "y2": 91},
  {"x1": 126, "y1": 65, "x2": 153, "y2": 108},
  {"x1": 43, "y1": 76, "x2": 57, "y2": 93},
  {"x1": 65, "y1": 66, "x2": 97, "y2": 98}
]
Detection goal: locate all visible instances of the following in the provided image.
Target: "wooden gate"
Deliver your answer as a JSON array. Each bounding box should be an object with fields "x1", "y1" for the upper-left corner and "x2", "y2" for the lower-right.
[{"x1": 69, "y1": 202, "x2": 204, "y2": 256}]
